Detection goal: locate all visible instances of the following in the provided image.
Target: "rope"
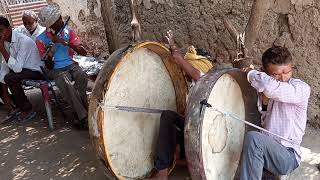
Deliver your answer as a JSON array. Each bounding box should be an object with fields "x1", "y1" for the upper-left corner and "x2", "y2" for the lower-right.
[{"x1": 209, "y1": 108, "x2": 299, "y2": 146}]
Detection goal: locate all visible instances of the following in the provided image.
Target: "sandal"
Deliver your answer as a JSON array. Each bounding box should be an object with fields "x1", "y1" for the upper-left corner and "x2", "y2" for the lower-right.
[
  {"x1": 0, "y1": 109, "x2": 21, "y2": 124},
  {"x1": 18, "y1": 111, "x2": 37, "y2": 124}
]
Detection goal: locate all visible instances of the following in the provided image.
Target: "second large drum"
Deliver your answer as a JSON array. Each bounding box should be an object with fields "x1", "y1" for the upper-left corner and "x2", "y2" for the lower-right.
[{"x1": 185, "y1": 68, "x2": 260, "y2": 180}]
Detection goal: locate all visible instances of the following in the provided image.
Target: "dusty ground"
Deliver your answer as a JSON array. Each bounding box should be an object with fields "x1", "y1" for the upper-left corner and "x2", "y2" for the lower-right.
[
  {"x1": 0, "y1": 89, "x2": 319, "y2": 180},
  {"x1": 0, "y1": 89, "x2": 189, "y2": 180},
  {"x1": 0, "y1": 89, "x2": 107, "y2": 180}
]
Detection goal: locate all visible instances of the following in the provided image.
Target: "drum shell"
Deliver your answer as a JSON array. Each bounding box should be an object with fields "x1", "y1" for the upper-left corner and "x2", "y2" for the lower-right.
[{"x1": 184, "y1": 68, "x2": 260, "y2": 180}]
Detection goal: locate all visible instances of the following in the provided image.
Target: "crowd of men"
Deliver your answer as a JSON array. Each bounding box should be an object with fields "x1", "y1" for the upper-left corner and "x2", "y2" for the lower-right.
[{"x1": 0, "y1": 4, "x2": 88, "y2": 129}]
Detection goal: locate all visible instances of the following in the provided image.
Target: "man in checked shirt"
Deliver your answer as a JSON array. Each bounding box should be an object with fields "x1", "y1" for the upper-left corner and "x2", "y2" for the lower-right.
[{"x1": 240, "y1": 46, "x2": 311, "y2": 179}]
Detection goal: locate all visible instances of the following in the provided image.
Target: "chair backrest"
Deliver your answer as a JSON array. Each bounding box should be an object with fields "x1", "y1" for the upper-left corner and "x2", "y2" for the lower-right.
[{"x1": 7, "y1": 1, "x2": 47, "y2": 27}]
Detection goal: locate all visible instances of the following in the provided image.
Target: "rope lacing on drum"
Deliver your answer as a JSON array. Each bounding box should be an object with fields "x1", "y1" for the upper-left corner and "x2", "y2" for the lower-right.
[{"x1": 200, "y1": 100, "x2": 299, "y2": 146}]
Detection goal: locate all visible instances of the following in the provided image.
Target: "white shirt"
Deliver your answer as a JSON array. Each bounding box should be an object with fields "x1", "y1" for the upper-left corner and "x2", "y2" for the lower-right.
[
  {"x1": 14, "y1": 24, "x2": 45, "y2": 41},
  {"x1": 0, "y1": 31, "x2": 43, "y2": 83}
]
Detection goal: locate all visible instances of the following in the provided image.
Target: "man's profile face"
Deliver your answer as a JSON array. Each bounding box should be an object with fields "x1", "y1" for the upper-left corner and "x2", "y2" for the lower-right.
[
  {"x1": 265, "y1": 63, "x2": 293, "y2": 82},
  {"x1": 49, "y1": 16, "x2": 64, "y2": 33},
  {"x1": 0, "y1": 25, "x2": 11, "y2": 41},
  {"x1": 22, "y1": 16, "x2": 37, "y2": 33}
]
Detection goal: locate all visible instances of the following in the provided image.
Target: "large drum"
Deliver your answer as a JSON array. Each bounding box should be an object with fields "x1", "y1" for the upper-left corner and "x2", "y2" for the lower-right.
[
  {"x1": 185, "y1": 68, "x2": 260, "y2": 180},
  {"x1": 88, "y1": 41, "x2": 188, "y2": 179}
]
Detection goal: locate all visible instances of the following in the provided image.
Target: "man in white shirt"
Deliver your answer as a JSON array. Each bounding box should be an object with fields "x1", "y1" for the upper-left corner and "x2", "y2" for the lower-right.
[
  {"x1": 0, "y1": 16, "x2": 43, "y2": 121},
  {"x1": 14, "y1": 10, "x2": 45, "y2": 41}
]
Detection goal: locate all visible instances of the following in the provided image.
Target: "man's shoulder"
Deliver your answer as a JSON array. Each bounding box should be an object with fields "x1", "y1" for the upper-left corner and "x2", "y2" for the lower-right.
[
  {"x1": 37, "y1": 25, "x2": 46, "y2": 31},
  {"x1": 13, "y1": 25, "x2": 26, "y2": 33},
  {"x1": 36, "y1": 31, "x2": 48, "y2": 41},
  {"x1": 14, "y1": 31, "x2": 33, "y2": 44}
]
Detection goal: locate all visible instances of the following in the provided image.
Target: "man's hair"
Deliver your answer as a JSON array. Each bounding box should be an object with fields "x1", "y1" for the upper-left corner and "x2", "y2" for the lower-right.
[
  {"x1": 0, "y1": 16, "x2": 10, "y2": 28},
  {"x1": 262, "y1": 46, "x2": 292, "y2": 68}
]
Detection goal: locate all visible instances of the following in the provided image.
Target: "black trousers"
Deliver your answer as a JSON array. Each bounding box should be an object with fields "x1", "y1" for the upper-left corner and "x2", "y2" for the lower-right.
[
  {"x1": 154, "y1": 110, "x2": 185, "y2": 170},
  {"x1": 4, "y1": 69, "x2": 44, "y2": 112}
]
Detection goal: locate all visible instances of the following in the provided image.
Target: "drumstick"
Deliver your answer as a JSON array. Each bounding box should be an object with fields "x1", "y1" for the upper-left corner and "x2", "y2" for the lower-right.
[
  {"x1": 104, "y1": 105, "x2": 164, "y2": 114},
  {"x1": 103, "y1": 105, "x2": 182, "y2": 131}
]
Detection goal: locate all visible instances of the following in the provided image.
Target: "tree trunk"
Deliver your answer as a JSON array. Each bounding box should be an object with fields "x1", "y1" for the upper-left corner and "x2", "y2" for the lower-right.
[
  {"x1": 244, "y1": 0, "x2": 272, "y2": 56},
  {"x1": 100, "y1": 0, "x2": 118, "y2": 54}
]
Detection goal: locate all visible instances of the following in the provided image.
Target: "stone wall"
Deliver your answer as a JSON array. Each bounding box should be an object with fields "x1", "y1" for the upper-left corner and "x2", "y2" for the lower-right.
[
  {"x1": 102, "y1": 0, "x2": 320, "y2": 127},
  {"x1": 48, "y1": 0, "x2": 108, "y2": 58}
]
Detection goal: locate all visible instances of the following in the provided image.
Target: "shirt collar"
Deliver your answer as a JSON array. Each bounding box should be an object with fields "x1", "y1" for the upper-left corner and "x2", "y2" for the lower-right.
[{"x1": 10, "y1": 30, "x2": 19, "y2": 43}]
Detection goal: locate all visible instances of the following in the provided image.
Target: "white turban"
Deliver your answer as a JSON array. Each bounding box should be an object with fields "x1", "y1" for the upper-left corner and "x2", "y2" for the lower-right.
[
  {"x1": 38, "y1": 4, "x2": 61, "y2": 28},
  {"x1": 22, "y1": 10, "x2": 38, "y2": 20}
]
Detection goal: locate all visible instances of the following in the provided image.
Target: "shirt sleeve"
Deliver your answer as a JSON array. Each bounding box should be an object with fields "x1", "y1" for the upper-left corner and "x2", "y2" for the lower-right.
[
  {"x1": 69, "y1": 29, "x2": 81, "y2": 46},
  {"x1": 247, "y1": 70, "x2": 311, "y2": 104},
  {"x1": 7, "y1": 38, "x2": 35, "y2": 73}
]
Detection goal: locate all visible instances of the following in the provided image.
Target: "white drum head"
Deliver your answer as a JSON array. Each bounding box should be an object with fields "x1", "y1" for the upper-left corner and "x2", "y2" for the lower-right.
[
  {"x1": 102, "y1": 48, "x2": 177, "y2": 179},
  {"x1": 201, "y1": 74, "x2": 245, "y2": 179}
]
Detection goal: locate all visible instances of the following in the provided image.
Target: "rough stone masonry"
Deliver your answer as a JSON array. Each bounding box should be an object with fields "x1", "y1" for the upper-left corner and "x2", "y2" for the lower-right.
[{"x1": 102, "y1": 0, "x2": 320, "y2": 127}]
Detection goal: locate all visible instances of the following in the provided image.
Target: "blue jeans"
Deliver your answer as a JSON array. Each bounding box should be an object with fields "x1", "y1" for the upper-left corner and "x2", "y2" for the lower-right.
[{"x1": 240, "y1": 131, "x2": 299, "y2": 180}]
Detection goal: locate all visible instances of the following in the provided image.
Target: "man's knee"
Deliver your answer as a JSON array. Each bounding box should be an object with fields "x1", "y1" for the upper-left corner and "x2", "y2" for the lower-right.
[
  {"x1": 54, "y1": 74, "x2": 71, "y2": 87},
  {"x1": 244, "y1": 131, "x2": 264, "y2": 149},
  {"x1": 4, "y1": 73, "x2": 19, "y2": 85}
]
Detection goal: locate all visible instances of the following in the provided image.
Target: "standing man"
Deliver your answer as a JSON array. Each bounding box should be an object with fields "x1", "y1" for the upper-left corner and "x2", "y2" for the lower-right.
[
  {"x1": 14, "y1": 10, "x2": 45, "y2": 41},
  {"x1": 0, "y1": 16, "x2": 44, "y2": 121},
  {"x1": 240, "y1": 46, "x2": 311, "y2": 179},
  {"x1": 36, "y1": 4, "x2": 88, "y2": 128}
]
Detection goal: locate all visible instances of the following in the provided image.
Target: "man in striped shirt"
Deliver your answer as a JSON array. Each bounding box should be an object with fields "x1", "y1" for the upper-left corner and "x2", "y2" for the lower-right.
[{"x1": 240, "y1": 46, "x2": 311, "y2": 179}]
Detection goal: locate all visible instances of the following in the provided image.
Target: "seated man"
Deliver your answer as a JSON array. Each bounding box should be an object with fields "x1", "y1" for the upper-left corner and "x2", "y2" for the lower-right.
[
  {"x1": 152, "y1": 30, "x2": 214, "y2": 179},
  {"x1": 36, "y1": 4, "x2": 88, "y2": 128},
  {"x1": 0, "y1": 16, "x2": 44, "y2": 121},
  {"x1": 240, "y1": 46, "x2": 311, "y2": 179},
  {"x1": 14, "y1": 10, "x2": 45, "y2": 41}
]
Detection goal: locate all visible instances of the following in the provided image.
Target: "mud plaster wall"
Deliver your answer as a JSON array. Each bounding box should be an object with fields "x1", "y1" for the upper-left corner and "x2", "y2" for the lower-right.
[
  {"x1": 48, "y1": 0, "x2": 108, "y2": 58},
  {"x1": 103, "y1": 0, "x2": 320, "y2": 127}
]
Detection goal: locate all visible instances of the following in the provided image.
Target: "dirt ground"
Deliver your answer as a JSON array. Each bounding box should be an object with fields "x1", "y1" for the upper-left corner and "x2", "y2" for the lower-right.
[{"x1": 0, "y1": 89, "x2": 319, "y2": 180}]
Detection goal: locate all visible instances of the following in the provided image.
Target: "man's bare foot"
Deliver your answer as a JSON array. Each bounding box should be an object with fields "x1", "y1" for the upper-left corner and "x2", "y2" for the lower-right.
[
  {"x1": 148, "y1": 169, "x2": 168, "y2": 180},
  {"x1": 176, "y1": 159, "x2": 188, "y2": 166}
]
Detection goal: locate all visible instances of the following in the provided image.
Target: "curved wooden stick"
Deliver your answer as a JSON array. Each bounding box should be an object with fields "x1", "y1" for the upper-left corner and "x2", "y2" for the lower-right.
[{"x1": 223, "y1": 18, "x2": 239, "y2": 43}]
